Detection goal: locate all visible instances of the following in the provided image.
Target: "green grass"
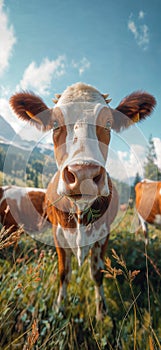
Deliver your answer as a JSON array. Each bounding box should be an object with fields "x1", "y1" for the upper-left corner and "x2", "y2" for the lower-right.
[{"x1": 0, "y1": 209, "x2": 161, "y2": 349}]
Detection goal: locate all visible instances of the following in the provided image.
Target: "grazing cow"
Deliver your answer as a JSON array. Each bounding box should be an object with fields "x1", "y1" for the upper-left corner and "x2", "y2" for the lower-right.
[
  {"x1": 0, "y1": 186, "x2": 47, "y2": 232},
  {"x1": 10, "y1": 82, "x2": 156, "y2": 319},
  {"x1": 135, "y1": 179, "x2": 161, "y2": 243}
]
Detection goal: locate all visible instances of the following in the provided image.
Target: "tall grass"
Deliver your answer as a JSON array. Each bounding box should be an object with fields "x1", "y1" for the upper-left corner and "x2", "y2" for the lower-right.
[{"x1": 0, "y1": 209, "x2": 161, "y2": 349}]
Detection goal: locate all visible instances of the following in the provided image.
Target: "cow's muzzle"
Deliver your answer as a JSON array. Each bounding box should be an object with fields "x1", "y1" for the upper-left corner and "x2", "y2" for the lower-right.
[{"x1": 61, "y1": 163, "x2": 108, "y2": 199}]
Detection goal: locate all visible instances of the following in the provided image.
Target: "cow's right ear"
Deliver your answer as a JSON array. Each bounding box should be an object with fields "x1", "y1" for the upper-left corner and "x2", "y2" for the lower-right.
[{"x1": 10, "y1": 92, "x2": 52, "y2": 131}]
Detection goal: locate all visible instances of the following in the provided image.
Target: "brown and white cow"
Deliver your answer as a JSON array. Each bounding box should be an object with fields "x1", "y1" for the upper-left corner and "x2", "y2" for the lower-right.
[
  {"x1": 135, "y1": 179, "x2": 161, "y2": 243},
  {"x1": 10, "y1": 82, "x2": 156, "y2": 319},
  {"x1": 0, "y1": 186, "x2": 47, "y2": 232}
]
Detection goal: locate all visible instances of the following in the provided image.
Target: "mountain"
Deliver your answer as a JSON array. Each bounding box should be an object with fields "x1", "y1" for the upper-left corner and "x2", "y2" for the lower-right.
[
  {"x1": 0, "y1": 115, "x2": 54, "y2": 155},
  {"x1": 0, "y1": 115, "x2": 21, "y2": 142}
]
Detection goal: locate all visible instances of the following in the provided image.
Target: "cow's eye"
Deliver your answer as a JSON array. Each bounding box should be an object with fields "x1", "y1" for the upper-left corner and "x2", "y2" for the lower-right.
[
  {"x1": 53, "y1": 120, "x2": 60, "y2": 131},
  {"x1": 105, "y1": 121, "x2": 111, "y2": 130}
]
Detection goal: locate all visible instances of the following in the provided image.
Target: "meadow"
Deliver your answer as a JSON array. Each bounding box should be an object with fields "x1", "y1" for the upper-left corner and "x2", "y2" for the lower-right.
[{"x1": 0, "y1": 208, "x2": 161, "y2": 350}]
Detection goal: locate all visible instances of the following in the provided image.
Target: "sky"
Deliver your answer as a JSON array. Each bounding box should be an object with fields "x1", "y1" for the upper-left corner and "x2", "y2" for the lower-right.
[{"x1": 0, "y1": 0, "x2": 161, "y2": 182}]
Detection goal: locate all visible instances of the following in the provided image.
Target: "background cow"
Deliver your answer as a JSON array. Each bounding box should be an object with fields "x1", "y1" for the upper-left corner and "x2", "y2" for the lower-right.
[
  {"x1": 0, "y1": 186, "x2": 47, "y2": 232},
  {"x1": 135, "y1": 179, "x2": 161, "y2": 243},
  {"x1": 10, "y1": 82, "x2": 156, "y2": 319}
]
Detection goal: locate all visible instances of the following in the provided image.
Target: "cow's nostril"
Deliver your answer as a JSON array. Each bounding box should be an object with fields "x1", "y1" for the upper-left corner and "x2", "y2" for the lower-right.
[
  {"x1": 64, "y1": 167, "x2": 76, "y2": 184},
  {"x1": 93, "y1": 174, "x2": 102, "y2": 184}
]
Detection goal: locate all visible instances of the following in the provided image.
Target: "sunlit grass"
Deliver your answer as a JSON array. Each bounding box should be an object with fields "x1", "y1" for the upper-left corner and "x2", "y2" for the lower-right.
[{"x1": 0, "y1": 209, "x2": 161, "y2": 349}]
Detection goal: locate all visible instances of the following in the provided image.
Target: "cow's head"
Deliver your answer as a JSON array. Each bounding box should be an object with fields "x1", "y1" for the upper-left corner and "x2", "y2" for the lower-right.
[{"x1": 10, "y1": 83, "x2": 156, "y2": 205}]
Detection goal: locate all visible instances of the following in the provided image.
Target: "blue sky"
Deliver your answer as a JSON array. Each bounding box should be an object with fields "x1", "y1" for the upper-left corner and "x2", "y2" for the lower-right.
[{"x1": 0, "y1": 0, "x2": 161, "y2": 181}]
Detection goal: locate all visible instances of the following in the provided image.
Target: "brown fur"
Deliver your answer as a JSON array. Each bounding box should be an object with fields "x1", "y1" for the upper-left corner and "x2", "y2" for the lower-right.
[
  {"x1": 9, "y1": 84, "x2": 156, "y2": 133},
  {"x1": 10, "y1": 92, "x2": 51, "y2": 130},
  {"x1": 0, "y1": 187, "x2": 48, "y2": 232},
  {"x1": 9, "y1": 82, "x2": 156, "y2": 318},
  {"x1": 135, "y1": 181, "x2": 161, "y2": 224},
  {"x1": 113, "y1": 92, "x2": 156, "y2": 132}
]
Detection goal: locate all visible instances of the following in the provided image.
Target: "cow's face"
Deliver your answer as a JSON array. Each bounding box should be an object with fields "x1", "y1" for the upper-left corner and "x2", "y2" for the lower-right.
[
  {"x1": 9, "y1": 83, "x2": 156, "y2": 204},
  {"x1": 51, "y1": 99, "x2": 113, "y2": 201}
]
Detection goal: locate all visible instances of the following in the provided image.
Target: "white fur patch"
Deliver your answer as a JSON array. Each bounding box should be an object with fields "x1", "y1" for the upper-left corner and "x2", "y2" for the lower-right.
[
  {"x1": 0, "y1": 186, "x2": 45, "y2": 209},
  {"x1": 56, "y1": 102, "x2": 111, "y2": 198},
  {"x1": 56, "y1": 82, "x2": 107, "y2": 106},
  {"x1": 138, "y1": 213, "x2": 147, "y2": 232},
  {"x1": 154, "y1": 214, "x2": 161, "y2": 226},
  {"x1": 55, "y1": 222, "x2": 109, "y2": 267},
  {"x1": 57, "y1": 102, "x2": 108, "y2": 170},
  {"x1": 141, "y1": 179, "x2": 155, "y2": 183}
]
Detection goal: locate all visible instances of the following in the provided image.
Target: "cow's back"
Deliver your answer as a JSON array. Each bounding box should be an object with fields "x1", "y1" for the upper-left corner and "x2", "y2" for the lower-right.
[
  {"x1": 135, "y1": 181, "x2": 161, "y2": 224},
  {"x1": 0, "y1": 186, "x2": 46, "y2": 232}
]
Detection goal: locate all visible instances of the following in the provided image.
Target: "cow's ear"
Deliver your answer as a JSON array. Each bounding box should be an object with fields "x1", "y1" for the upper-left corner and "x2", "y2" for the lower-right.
[
  {"x1": 112, "y1": 92, "x2": 156, "y2": 132},
  {"x1": 10, "y1": 92, "x2": 52, "y2": 131}
]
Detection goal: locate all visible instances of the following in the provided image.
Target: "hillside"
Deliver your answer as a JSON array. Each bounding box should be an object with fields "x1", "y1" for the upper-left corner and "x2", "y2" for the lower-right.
[{"x1": 0, "y1": 115, "x2": 21, "y2": 142}]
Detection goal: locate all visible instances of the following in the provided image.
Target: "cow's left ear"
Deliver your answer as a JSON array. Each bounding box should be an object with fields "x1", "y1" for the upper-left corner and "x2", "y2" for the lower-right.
[
  {"x1": 10, "y1": 92, "x2": 52, "y2": 131},
  {"x1": 112, "y1": 91, "x2": 156, "y2": 132}
]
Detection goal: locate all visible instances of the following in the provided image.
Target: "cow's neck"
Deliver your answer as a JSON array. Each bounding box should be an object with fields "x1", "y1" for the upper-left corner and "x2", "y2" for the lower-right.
[{"x1": 54, "y1": 195, "x2": 111, "y2": 267}]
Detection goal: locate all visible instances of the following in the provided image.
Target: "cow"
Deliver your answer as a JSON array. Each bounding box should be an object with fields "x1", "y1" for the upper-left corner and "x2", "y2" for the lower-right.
[
  {"x1": 0, "y1": 186, "x2": 47, "y2": 232},
  {"x1": 9, "y1": 82, "x2": 156, "y2": 319},
  {"x1": 135, "y1": 179, "x2": 161, "y2": 244}
]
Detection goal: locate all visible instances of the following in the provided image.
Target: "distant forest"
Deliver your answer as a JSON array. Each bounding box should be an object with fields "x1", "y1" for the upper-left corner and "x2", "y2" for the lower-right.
[{"x1": 0, "y1": 143, "x2": 57, "y2": 189}]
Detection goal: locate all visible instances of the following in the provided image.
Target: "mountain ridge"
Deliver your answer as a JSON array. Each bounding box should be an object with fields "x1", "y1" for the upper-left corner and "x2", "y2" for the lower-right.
[{"x1": 0, "y1": 115, "x2": 21, "y2": 141}]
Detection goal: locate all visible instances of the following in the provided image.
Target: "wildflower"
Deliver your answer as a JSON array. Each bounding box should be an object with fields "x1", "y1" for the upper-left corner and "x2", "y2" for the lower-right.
[
  {"x1": 128, "y1": 269, "x2": 140, "y2": 282},
  {"x1": 102, "y1": 257, "x2": 123, "y2": 279},
  {"x1": 0, "y1": 226, "x2": 23, "y2": 250},
  {"x1": 39, "y1": 250, "x2": 45, "y2": 259},
  {"x1": 25, "y1": 319, "x2": 39, "y2": 350}
]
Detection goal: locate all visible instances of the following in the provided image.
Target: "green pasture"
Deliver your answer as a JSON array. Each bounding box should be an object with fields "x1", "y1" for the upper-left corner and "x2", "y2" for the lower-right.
[{"x1": 0, "y1": 209, "x2": 161, "y2": 350}]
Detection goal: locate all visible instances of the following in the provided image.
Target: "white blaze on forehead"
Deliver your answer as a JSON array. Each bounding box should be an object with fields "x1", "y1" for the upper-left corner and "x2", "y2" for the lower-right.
[
  {"x1": 54, "y1": 83, "x2": 111, "y2": 197},
  {"x1": 55, "y1": 102, "x2": 110, "y2": 170},
  {"x1": 56, "y1": 82, "x2": 107, "y2": 105}
]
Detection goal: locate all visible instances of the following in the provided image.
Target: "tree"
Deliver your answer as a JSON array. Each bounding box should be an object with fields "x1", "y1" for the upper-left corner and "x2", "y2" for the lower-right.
[
  {"x1": 32, "y1": 160, "x2": 43, "y2": 188},
  {"x1": 32, "y1": 160, "x2": 43, "y2": 174},
  {"x1": 130, "y1": 172, "x2": 141, "y2": 201},
  {"x1": 144, "y1": 135, "x2": 159, "y2": 180},
  {"x1": 34, "y1": 172, "x2": 39, "y2": 187},
  {"x1": 0, "y1": 147, "x2": 6, "y2": 171}
]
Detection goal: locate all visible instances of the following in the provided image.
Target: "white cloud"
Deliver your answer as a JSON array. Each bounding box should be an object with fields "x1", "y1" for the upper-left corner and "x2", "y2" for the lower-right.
[
  {"x1": 17, "y1": 56, "x2": 66, "y2": 95},
  {"x1": 128, "y1": 20, "x2": 138, "y2": 39},
  {"x1": 0, "y1": 0, "x2": 16, "y2": 76},
  {"x1": 153, "y1": 137, "x2": 161, "y2": 169},
  {"x1": 138, "y1": 11, "x2": 145, "y2": 19},
  {"x1": 71, "y1": 57, "x2": 91, "y2": 75},
  {"x1": 16, "y1": 55, "x2": 91, "y2": 95},
  {"x1": 128, "y1": 12, "x2": 149, "y2": 50},
  {"x1": 0, "y1": 85, "x2": 11, "y2": 97},
  {"x1": 138, "y1": 24, "x2": 149, "y2": 48},
  {"x1": 108, "y1": 144, "x2": 146, "y2": 182}
]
